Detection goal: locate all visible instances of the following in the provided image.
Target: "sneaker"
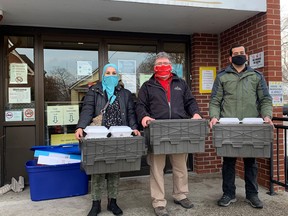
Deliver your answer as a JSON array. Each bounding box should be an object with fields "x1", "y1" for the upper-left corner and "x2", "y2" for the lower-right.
[
  {"x1": 154, "y1": 206, "x2": 169, "y2": 216},
  {"x1": 246, "y1": 196, "x2": 263, "y2": 209},
  {"x1": 217, "y1": 195, "x2": 237, "y2": 207},
  {"x1": 174, "y1": 198, "x2": 194, "y2": 209}
]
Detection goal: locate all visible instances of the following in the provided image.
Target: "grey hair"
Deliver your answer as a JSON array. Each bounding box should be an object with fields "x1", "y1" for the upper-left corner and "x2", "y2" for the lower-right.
[{"x1": 154, "y1": 52, "x2": 172, "y2": 64}]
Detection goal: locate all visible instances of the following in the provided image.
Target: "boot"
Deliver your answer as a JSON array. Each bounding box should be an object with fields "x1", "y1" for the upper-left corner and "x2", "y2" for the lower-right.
[
  {"x1": 107, "y1": 198, "x2": 123, "y2": 215},
  {"x1": 87, "y1": 200, "x2": 101, "y2": 216}
]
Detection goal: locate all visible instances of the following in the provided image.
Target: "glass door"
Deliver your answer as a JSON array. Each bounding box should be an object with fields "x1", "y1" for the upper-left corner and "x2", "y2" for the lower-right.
[{"x1": 43, "y1": 41, "x2": 99, "y2": 145}]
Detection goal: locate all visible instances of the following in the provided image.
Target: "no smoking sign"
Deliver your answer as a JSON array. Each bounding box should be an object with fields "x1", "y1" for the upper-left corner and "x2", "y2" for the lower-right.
[{"x1": 23, "y1": 108, "x2": 35, "y2": 121}]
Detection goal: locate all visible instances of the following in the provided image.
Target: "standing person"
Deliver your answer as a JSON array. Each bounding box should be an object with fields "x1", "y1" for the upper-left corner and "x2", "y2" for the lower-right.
[
  {"x1": 75, "y1": 63, "x2": 140, "y2": 216},
  {"x1": 136, "y1": 52, "x2": 202, "y2": 216},
  {"x1": 209, "y1": 45, "x2": 273, "y2": 209}
]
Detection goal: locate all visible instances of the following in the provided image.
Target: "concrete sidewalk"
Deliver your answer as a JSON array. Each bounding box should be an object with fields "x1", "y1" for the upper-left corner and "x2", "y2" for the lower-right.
[{"x1": 0, "y1": 173, "x2": 288, "y2": 216}]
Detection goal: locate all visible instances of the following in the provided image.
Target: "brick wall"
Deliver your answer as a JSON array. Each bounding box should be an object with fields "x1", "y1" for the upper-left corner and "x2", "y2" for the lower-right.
[
  {"x1": 190, "y1": 33, "x2": 222, "y2": 174},
  {"x1": 220, "y1": 0, "x2": 283, "y2": 190},
  {"x1": 190, "y1": 0, "x2": 283, "y2": 191}
]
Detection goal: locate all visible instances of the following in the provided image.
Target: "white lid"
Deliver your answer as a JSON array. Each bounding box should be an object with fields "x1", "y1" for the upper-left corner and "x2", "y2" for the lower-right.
[
  {"x1": 242, "y1": 118, "x2": 264, "y2": 124},
  {"x1": 109, "y1": 126, "x2": 132, "y2": 133},
  {"x1": 218, "y1": 118, "x2": 240, "y2": 124},
  {"x1": 83, "y1": 126, "x2": 109, "y2": 133}
]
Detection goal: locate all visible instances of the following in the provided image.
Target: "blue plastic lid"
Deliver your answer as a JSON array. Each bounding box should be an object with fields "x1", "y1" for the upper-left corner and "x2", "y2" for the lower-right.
[{"x1": 30, "y1": 143, "x2": 80, "y2": 155}]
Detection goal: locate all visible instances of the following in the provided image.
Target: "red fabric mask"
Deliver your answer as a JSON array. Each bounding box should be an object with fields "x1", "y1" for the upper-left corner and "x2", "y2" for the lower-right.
[{"x1": 154, "y1": 65, "x2": 172, "y2": 78}]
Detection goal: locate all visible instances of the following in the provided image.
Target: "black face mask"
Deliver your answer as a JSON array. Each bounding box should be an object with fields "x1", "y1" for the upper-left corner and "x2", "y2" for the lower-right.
[{"x1": 232, "y1": 55, "x2": 247, "y2": 66}]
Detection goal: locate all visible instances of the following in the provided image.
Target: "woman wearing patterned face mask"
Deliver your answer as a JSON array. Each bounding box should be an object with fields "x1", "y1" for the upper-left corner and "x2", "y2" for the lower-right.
[{"x1": 75, "y1": 63, "x2": 140, "y2": 216}]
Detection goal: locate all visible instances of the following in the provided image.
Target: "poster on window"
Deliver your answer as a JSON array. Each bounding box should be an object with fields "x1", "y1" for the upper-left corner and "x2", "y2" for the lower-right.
[
  {"x1": 9, "y1": 63, "x2": 28, "y2": 84},
  {"x1": 77, "y1": 61, "x2": 92, "y2": 76},
  {"x1": 118, "y1": 60, "x2": 136, "y2": 74},
  {"x1": 118, "y1": 60, "x2": 137, "y2": 93},
  {"x1": 8, "y1": 87, "x2": 31, "y2": 103}
]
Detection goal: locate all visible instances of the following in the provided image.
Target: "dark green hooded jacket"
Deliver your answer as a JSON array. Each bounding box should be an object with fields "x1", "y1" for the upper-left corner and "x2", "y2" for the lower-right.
[{"x1": 209, "y1": 65, "x2": 272, "y2": 120}]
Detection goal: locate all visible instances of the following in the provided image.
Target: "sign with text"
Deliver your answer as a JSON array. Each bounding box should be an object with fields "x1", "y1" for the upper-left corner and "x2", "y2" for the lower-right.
[
  {"x1": 5, "y1": 111, "x2": 22, "y2": 121},
  {"x1": 8, "y1": 87, "x2": 31, "y2": 104},
  {"x1": 9, "y1": 63, "x2": 28, "y2": 84},
  {"x1": 269, "y1": 81, "x2": 283, "y2": 106},
  {"x1": 199, "y1": 67, "x2": 216, "y2": 93},
  {"x1": 63, "y1": 105, "x2": 79, "y2": 125},
  {"x1": 77, "y1": 61, "x2": 92, "y2": 76},
  {"x1": 23, "y1": 108, "x2": 35, "y2": 121},
  {"x1": 47, "y1": 106, "x2": 64, "y2": 126},
  {"x1": 249, "y1": 51, "x2": 264, "y2": 69}
]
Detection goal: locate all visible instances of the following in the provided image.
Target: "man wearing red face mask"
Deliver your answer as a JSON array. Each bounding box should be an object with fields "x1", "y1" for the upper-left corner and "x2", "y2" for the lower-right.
[{"x1": 136, "y1": 52, "x2": 202, "y2": 216}]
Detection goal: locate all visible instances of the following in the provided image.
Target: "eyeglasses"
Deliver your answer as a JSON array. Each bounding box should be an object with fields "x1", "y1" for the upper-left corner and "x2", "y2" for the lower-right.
[{"x1": 155, "y1": 62, "x2": 171, "y2": 66}]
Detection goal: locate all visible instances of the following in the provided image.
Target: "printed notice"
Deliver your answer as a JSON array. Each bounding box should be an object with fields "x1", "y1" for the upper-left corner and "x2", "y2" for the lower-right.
[
  {"x1": 9, "y1": 63, "x2": 28, "y2": 84},
  {"x1": 5, "y1": 111, "x2": 22, "y2": 121},
  {"x1": 77, "y1": 61, "x2": 93, "y2": 76},
  {"x1": 23, "y1": 108, "x2": 35, "y2": 121},
  {"x1": 121, "y1": 74, "x2": 137, "y2": 93},
  {"x1": 118, "y1": 60, "x2": 136, "y2": 74},
  {"x1": 8, "y1": 87, "x2": 31, "y2": 103},
  {"x1": 47, "y1": 106, "x2": 64, "y2": 126},
  {"x1": 199, "y1": 67, "x2": 216, "y2": 93},
  {"x1": 63, "y1": 105, "x2": 79, "y2": 125},
  {"x1": 269, "y1": 81, "x2": 283, "y2": 106},
  {"x1": 139, "y1": 73, "x2": 152, "y2": 88},
  {"x1": 50, "y1": 134, "x2": 78, "y2": 146},
  {"x1": 249, "y1": 51, "x2": 264, "y2": 69}
]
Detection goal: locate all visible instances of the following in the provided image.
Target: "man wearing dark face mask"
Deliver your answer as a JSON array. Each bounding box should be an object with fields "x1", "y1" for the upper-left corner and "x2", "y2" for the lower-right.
[
  {"x1": 209, "y1": 45, "x2": 273, "y2": 209},
  {"x1": 136, "y1": 52, "x2": 202, "y2": 216}
]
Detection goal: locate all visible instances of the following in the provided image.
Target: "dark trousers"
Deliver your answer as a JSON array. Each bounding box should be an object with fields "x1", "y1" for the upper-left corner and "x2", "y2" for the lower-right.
[{"x1": 222, "y1": 157, "x2": 258, "y2": 198}]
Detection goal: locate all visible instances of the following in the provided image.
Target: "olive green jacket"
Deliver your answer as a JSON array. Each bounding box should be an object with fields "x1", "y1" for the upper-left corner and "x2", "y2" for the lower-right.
[{"x1": 209, "y1": 65, "x2": 272, "y2": 120}]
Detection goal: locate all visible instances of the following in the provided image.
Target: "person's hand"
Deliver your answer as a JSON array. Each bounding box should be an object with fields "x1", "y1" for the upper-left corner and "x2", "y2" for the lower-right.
[
  {"x1": 141, "y1": 116, "x2": 155, "y2": 128},
  {"x1": 132, "y1": 129, "x2": 141, "y2": 136},
  {"x1": 264, "y1": 116, "x2": 274, "y2": 128},
  {"x1": 75, "y1": 128, "x2": 83, "y2": 140},
  {"x1": 192, "y1": 113, "x2": 202, "y2": 119},
  {"x1": 209, "y1": 117, "x2": 218, "y2": 129}
]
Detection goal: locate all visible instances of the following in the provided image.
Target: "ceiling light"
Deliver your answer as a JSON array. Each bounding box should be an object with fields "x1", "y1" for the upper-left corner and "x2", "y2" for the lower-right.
[{"x1": 108, "y1": 17, "x2": 122, "y2": 21}]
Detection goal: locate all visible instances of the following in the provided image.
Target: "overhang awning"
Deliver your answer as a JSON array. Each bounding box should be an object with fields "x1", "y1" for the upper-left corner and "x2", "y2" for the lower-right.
[{"x1": 0, "y1": 0, "x2": 267, "y2": 34}]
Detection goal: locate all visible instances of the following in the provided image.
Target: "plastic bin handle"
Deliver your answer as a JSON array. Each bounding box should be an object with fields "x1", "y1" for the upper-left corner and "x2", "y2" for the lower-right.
[
  {"x1": 231, "y1": 143, "x2": 243, "y2": 148},
  {"x1": 105, "y1": 159, "x2": 116, "y2": 164},
  {"x1": 126, "y1": 157, "x2": 137, "y2": 162},
  {"x1": 160, "y1": 138, "x2": 178, "y2": 145}
]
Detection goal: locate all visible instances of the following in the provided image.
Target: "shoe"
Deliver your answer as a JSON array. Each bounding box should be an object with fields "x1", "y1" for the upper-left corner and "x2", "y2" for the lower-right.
[
  {"x1": 174, "y1": 198, "x2": 194, "y2": 209},
  {"x1": 87, "y1": 200, "x2": 101, "y2": 216},
  {"x1": 154, "y1": 206, "x2": 169, "y2": 216},
  {"x1": 107, "y1": 198, "x2": 123, "y2": 215},
  {"x1": 246, "y1": 196, "x2": 263, "y2": 209},
  {"x1": 217, "y1": 195, "x2": 237, "y2": 207}
]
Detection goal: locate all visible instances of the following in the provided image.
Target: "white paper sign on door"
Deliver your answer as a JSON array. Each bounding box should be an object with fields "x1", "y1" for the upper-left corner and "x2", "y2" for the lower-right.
[
  {"x1": 63, "y1": 105, "x2": 79, "y2": 125},
  {"x1": 8, "y1": 87, "x2": 31, "y2": 104},
  {"x1": 47, "y1": 106, "x2": 64, "y2": 126}
]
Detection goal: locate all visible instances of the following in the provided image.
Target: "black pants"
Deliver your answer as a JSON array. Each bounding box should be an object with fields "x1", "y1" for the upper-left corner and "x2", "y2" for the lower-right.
[{"x1": 222, "y1": 157, "x2": 258, "y2": 198}]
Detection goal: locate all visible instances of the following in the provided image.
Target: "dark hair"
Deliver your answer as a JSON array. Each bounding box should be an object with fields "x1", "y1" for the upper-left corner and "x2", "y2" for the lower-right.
[{"x1": 229, "y1": 45, "x2": 245, "y2": 56}]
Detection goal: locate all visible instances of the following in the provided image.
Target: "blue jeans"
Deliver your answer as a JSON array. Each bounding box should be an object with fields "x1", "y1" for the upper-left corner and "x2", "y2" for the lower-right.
[{"x1": 222, "y1": 157, "x2": 258, "y2": 198}]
